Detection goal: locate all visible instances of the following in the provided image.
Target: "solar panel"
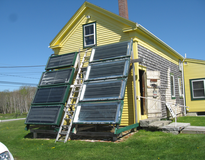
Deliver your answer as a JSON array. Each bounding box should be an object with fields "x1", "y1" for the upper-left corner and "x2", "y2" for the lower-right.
[
  {"x1": 89, "y1": 41, "x2": 132, "y2": 63},
  {"x1": 80, "y1": 78, "x2": 127, "y2": 102},
  {"x1": 45, "y1": 52, "x2": 78, "y2": 70},
  {"x1": 39, "y1": 68, "x2": 75, "y2": 86},
  {"x1": 25, "y1": 105, "x2": 64, "y2": 125},
  {"x1": 73, "y1": 101, "x2": 123, "y2": 124},
  {"x1": 32, "y1": 85, "x2": 70, "y2": 104},
  {"x1": 85, "y1": 59, "x2": 130, "y2": 81}
]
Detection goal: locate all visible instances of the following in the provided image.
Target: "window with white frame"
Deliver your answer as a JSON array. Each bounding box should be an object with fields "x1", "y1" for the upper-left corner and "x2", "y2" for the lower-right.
[
  {"x1": 178, "y1": 77, "x2": 183, "y2": 98},
  {"x1": 170, "y1": 73, "x2": 175, "y2": 99},
  {"x1": 83, "y1": 22, "x2": 96, "y2": 48},
  {"x1": 190, "y1": 79, "x2": 205, "y2": 100}
]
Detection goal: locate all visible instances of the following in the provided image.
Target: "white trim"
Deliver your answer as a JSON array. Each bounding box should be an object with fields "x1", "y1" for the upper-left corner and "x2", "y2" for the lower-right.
[
  {"x1": 170, "y1": 74, "x2": 175, "y2": 98},
  {"x1": 83, "y1": 23, "x2": 96, "y2": 47},
  {"x1": 191, "y1": 79, "x2": 205, "y2": 99},
  {"x1": 178, "y1": 77, "x2": 183, "y2": 98}
]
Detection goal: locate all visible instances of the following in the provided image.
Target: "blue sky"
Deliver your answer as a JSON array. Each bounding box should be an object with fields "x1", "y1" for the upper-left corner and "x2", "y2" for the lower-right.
[{"x1": 0, "y1": 0, "x2": 204, "y2": 91}]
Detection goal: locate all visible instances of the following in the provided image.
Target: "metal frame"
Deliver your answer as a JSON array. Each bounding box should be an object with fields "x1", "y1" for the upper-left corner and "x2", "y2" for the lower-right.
[
  {"x1": 25, "y1": 104, "x2": 64, "y2": 125},
  {"x1": 73, "y1": 100, "x2": 124, "y2": 124},
  {"x1": 45, "y1": 52, "x2": 78, "y2": 70},
  {"x1": 38, "y1": 68, "x2": 75, "y2": 87},
  {"x1": 32, "y1": 85, "x2": 71, "y2": 105},
  {"x1": 89, "y1": 40, "x2": 132, "y2": 63},
  {"x1": 79, "y1": 78, "x2": 128, "y2": 102},
  {"x1": 84, "y1": 58, "x2": 130, "y2": 81}
]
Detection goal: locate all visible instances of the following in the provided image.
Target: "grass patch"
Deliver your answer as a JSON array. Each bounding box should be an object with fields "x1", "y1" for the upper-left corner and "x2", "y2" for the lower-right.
[
  {"x1": 1, "y1": 120, "x2": 205, "y2": 160},
  {"x1": 176, "y1": 116, "x2": 205, "y2": 126},
  {"x1": 0, "y1": 113, "x2": 27, "y2": 120}
]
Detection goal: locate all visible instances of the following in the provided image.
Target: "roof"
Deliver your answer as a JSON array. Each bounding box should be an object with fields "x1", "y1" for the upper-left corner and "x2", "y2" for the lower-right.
[
  {"x1": 49, "y1": 1, "x2": 184, "y2": 59},
  {"x1": 185, "y1": 58, "x2": 205, "y2": 64}
]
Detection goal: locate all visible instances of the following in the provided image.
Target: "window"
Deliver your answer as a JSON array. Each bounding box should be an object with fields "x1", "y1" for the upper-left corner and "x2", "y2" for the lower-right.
[
  {"x1": 170, "y1": 73, "x2": 175, "y2": 99},
  {"x1": 83, "y1": 22, "x2": 96, "y2": 48},
  {"x1": 190, "y1": 79, "x2": 205, "y2": 100},
  {"x1": 178, "y1": 78, "x2": 183, "y2": 98}
]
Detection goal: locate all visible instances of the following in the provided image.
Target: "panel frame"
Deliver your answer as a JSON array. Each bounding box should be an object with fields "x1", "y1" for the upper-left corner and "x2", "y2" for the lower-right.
[
  {"x1": 80, "y1": 78, "x2": 128, "y2": 102},
  {"x1": 32, "y1": 85, "x2": 70, "y2": 105},
  {"x1": 84, "y1": 58, "x2": 130, "y2": 81},
  {"x1": 38, "y1": 68, "x2": 75, "y2": 87},
  {"x1": 25, "y1": 104, "x2": 64, "y2": 126},
  {"x1": 45, "y1": 52, "x2": 78, "y2": 70},
  {"x1": 89, "y1": 40, "x2": 132, "y2": 63},
  {"x1": 73, "y1": 100, "x2": 124, "y2": 124}
]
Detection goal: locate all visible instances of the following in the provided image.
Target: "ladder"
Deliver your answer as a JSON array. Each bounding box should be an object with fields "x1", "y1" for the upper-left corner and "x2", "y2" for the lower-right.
[{"x1": 55, "y1": 49, "x2": 90, "y2": 143}]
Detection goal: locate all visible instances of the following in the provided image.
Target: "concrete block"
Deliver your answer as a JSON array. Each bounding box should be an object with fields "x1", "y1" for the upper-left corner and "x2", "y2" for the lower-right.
[
  {"x1": 181, "y1": 126, "x2": 205, "y2": 134},
  {"x1": 186, "y1": 112, "x2": 197, "y2": 116},
  {"x1": 149, "y1": 120, "x2": 172, "y2": 130},
  {"x1": 160, "y1": 122, "x2": 190, "y2": 132},
  {"x1": 140, "y1": 118, "x2": 160, "y2": 127}
]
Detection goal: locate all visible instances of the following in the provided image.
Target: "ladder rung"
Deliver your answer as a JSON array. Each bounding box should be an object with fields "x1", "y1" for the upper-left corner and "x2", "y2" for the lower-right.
[
  {"x1": 66, "y1": 104, "x2": 76, "y2": 107},
  {"x1": 70, "y1": 97, "x2": 77, "y2": 99},
  {"x1": 82, "y1": 61, "x2": 89, "y2": 63},
  {"x1": 60, "y1": 131, "x2": 67, "y2": 135},
  {"x1": 75, "y1": 78, "x2": 83, "y2": 80},
  {"x1": 72, "y1": 90, "x2": 80, "y2": 93},
  {"x1": 64, "y1": 118, "x2": 72, "y2": 120},
  {"x1": 65, "y1": 110, "x2": 74, "y2": 113},
  {"x1": 71, "y1": 84, "x2": 82, "y2": 88},
  {"x1": 56, "y1": 140, "x2": 65, "y2": 142}
]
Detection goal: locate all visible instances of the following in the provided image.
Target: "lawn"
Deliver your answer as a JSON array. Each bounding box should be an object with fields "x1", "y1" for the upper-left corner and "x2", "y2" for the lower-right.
[
  {"x1": 0, "y1": 113, "x2": 27, "y2": 120},
  {"x1": 0, "y1": 117, "x2": 205, "y2": 160}
]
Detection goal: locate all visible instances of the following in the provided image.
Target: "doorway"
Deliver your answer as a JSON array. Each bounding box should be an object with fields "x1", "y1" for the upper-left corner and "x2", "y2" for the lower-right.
[{"x1": 139, "y1": 70, "x2": 147, "y2": 115}]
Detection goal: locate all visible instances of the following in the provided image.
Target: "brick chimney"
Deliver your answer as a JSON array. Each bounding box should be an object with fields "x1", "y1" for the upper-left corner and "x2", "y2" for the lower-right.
[{"x1": 118, "y1": 0, "x2": 129, "y2": 19}]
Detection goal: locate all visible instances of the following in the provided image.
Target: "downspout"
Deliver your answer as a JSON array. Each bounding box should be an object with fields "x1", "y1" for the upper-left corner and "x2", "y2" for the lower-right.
[
  {"x1": 182, "y1": 54, "x2": 186, "y2": 116},
  {"x1": 131, "y1": 41, "x2": 138, "y2": 123}
]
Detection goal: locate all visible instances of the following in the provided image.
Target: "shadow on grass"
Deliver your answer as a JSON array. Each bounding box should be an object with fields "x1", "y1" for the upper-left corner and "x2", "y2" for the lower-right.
[{"x1": 24, "y1": 132, "x2": 56, "y2": 139}]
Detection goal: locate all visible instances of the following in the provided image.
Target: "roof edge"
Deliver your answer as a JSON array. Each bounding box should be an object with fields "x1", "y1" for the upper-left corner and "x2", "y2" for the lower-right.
[
  {"x1": 136, "y1": 24, "x2": 184, "y2": 59},
  {"x1": 185, "y1": 58, "x2": 205, "y2": 64}
]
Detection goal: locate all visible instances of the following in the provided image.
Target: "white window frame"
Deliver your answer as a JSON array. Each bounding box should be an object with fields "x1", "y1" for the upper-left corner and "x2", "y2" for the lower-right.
[
  {"x1": 178, "y1": 77, "x2": 183, "y2": 98},
  {"x1": 190, "y1": 79, "x2": 205, "y2": 100},
  {"x1": 170, "y1": 74, "x2": 175, "y2": 99},
  {"x1": 83, "y1": 23, "x2": 96, "y2": 48}
]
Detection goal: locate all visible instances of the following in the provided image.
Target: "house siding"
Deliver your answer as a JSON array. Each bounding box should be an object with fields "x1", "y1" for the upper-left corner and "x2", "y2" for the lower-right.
[
  {"x1": 54, "y1": 11, "x2": 134, "y2": 126},
  {"x1": 184, "y1": 60, "x2": 205, "y2": 112},
  {"x1": 138, "y1": 44, "x2": 184, "y2": 118}
]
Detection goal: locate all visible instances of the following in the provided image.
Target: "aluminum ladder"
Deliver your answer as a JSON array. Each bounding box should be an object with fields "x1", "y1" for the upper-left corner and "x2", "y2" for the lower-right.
[{"x1": 55, "y1": 49, "x2": 90, "y2": 143}]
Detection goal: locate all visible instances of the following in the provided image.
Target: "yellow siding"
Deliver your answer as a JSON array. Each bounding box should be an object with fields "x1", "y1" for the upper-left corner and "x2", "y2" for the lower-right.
[
  {"x1": 51, "y1": 6, "x2": 181, "y2": 125},
  {"x1": 121, "y1": 70, "x2": 135, "y2": 126},
  {"x1": 184, "y1": 61, "x2": 205, "y2": 112}
]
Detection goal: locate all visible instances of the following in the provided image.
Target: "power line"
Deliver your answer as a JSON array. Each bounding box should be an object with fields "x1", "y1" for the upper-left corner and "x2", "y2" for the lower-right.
[
  {"x1": 0, "y1": 73, "x2": 39, "y2": 79},
  {"x1": 0, "y1": 81, "x2": 37, "y2": 86},
  {"x1": 0, "y1": 65, "x2": 45, "y2": 68}
]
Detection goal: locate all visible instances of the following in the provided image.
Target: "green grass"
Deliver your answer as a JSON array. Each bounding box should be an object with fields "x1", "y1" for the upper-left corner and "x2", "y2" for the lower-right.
[
  {"x1": 1, "y1": 119, "x2": 205, "y2": 160},
  {"x1": 0, "y1": 113, "x2": 27, "y2": 120},
  {"x1": 176, "y1": 116, "x2": 205, "y2": 126}
]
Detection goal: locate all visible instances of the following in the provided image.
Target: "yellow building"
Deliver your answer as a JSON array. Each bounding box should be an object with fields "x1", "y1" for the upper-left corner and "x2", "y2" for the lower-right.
[
  {"x1": 49, "y1": 1, "x2": 185, "y2": 126},
  {"x1": 184, "y1": 58, "x2": 205, "y2": 113}
]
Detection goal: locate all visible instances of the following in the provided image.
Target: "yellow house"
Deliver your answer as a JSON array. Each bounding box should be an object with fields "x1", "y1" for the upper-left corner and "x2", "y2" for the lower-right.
[
  {"x1": 49, "y1": 1, "x2": 185, "y2": 127},
  {"x1": 184, "y1": 58, "x2": 205, "y2": 113}
]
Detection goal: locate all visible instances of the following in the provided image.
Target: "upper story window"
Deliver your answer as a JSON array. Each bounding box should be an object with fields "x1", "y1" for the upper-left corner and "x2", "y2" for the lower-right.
[
  {"x1": 83, "y1": 22, "x2": 96, "y2": 48},
  {"x1": 190, "y1": 79, "x2": 205, "y2": 100},
  {"x1": 170, "y1": 73, "x2": 175, "y2": 99}
]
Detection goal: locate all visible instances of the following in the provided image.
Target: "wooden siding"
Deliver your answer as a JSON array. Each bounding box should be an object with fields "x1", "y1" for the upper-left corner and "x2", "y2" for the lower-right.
[
  {"x1": 57, "y1": 9, "x2": 131, "y2": 55},
  {"x1": 50, "y1": 5, "x2": 183, "y2": 124},
  {"x1": 184, "y1": 60, "x2": 205, "y2": 112}
]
